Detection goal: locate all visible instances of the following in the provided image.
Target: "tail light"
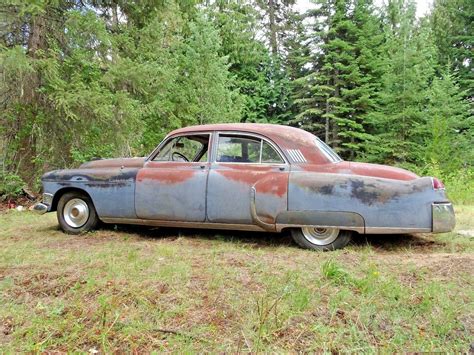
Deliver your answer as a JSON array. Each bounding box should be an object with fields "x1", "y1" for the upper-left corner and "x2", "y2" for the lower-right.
[{"x1": 431, "y1": 177, "x2": 445, "y2": 190}]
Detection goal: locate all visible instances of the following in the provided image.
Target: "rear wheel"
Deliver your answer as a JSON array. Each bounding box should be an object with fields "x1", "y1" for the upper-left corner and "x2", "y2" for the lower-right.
[
  {"x1": 57, "y1": 192, "x2": 99, "y2": 234},
  {"x1": 291, "y1": 227, "x2": 352, "y2": 251}
]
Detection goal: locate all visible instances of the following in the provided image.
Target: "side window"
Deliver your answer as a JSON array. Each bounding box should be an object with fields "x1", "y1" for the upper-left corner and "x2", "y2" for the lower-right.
[
  {"x1": 216, "y1": 135, "x2": 284, "y2": 164},
  {"x1": 217, "y1": 136, "x2": 260, "y2": 163},
  {"x1": 261, "y1": 141, "x2": 284, "y2": 164},
  {"x1": 153, "y1": 134, "x2": 209, "y2": 162}
]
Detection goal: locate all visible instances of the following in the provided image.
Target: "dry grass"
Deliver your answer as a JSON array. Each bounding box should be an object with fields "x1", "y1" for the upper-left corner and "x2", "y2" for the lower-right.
[{"x1": 0, "y1": 206, "x2": 473, "y2": 352}]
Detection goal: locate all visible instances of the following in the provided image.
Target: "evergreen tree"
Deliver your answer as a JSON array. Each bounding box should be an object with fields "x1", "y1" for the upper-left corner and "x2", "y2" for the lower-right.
[
  {"x1": 365, "y1": 0, "x2": 436, "y2": 166},
  {"x1": 431, "y1": 0, "x2": 473, "y2": 95},
  {"x1": 424, "y1": 68, "x2": 473, "y2": 171},
  {"x1": 207, "y1": 0, "x2": 290, "y2": 123},
  {"x1": 292, "y1": 0, "x2": 383, "y2": 159}
]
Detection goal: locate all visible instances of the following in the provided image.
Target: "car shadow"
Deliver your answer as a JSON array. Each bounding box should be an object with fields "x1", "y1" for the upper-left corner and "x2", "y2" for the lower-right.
[
  {"x1": 350, "y1": 233, "x2": 445, "y2": 252},
  {"x1": 100, "y1": 223, "x2": 444, "y2": 252}
]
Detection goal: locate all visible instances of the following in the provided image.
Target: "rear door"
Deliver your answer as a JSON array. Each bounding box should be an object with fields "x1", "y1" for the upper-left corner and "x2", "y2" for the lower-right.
[
  {"x1": 135, "y1": 133, "x2": 210, "y2": 221},
  {"x1": 206, "y1": 133, "x2": 289, "y2": 225}
]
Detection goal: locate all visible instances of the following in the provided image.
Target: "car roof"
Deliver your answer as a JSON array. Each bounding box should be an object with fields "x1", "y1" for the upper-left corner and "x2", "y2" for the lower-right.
[{"x1": 169, "y1": 123, "x2": 332, "y2": 164}]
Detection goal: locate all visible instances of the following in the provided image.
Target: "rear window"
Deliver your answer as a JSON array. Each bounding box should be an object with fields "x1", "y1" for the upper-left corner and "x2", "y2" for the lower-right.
[{"x1": 315, "y1": 138, "x2": 342, "y2": 163}]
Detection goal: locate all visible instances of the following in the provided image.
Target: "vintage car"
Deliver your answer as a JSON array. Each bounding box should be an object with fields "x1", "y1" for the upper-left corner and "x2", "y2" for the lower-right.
[{"x1": 34, "y1": 123, "x2": 455, "y2": 250}]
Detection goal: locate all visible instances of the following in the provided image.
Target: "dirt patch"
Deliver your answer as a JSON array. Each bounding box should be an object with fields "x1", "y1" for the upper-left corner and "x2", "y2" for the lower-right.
[
  {"x1": 352, "y1": 233, "x2": 447, "y2": 252},
  {"x1": 369, "y1": 252, "x2": 474, "y2": 285},
  {"x1": 6, "y1": 271, "x2": 85, "y2": 300}
]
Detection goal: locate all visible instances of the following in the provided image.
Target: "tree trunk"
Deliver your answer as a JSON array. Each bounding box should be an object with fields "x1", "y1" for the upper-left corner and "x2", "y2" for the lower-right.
[
  {"x1": 15, "y1": 14, "x2": 47, "y2": 186},
  {"x1": 268, "y1": 0, "x2": 278, "y2": 55}
]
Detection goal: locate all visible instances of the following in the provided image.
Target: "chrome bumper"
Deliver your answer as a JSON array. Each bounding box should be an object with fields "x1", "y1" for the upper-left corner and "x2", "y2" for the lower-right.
[
  {"x1": 33, "y1": 203, "x2": 48, "y2": 215},
  {"x1": 33, "y1": 193, "x2": 53, "y2": 215},
  {"x1": 432, "y1": 203, "x2": 455, "y2": 233}
]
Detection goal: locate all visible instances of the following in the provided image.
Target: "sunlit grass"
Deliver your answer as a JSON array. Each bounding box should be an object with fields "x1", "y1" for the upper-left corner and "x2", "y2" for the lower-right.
[{"x1": 0, "y1": 208, "x2": 472, "y2": 352}]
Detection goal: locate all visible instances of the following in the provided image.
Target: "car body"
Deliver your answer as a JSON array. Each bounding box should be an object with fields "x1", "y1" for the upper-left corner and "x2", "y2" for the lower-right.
[{"x1": 34, "y1": 123, "x2": 455, "y2": 250}]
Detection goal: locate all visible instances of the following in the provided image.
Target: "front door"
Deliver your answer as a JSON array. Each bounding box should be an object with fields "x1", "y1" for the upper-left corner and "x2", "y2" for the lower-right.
[
  {"x1": 207, "y1": 133, "x2": 289, "y2": 225},
  {"x1": 135, "y1": 133, "x2": 210, "y2": 221}
]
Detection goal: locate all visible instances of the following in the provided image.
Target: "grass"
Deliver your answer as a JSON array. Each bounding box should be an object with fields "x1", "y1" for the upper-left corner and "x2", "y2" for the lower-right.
[{"x1": 0, "y1": 206, "x2": 473, "y2": 352}]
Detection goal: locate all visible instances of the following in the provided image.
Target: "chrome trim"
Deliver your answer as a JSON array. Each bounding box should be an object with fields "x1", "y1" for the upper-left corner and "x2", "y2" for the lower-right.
[
  {"x1": 214, "y1": 131, "x2": 288, "y2": 165},
  {"x1": 63, "y1": 198, "x2": 89, "y2": 228},
  {"x1": 301, "y1": 227, "x2": 339, "y2": 245},
  {"x1": 33, "y1": 203, "x2": 48, "y2": 215},
  {"x1": 432, "y1": 203, "x2": 455, "y2": 233},
  {"x1": 364, "y1": 227, "x2": 432, "y2": 234},
  {"x1": 276, "y1": 224, "x2": 364, "y2": 233},
  {"x1": 100, "y1": 218, "x2": 269, "y2": 232},
  {"x1": 287, "y1": 149, "x2": 306, "y2": 163},
  {"x1": 147, "y1": 131, "x2": 213, "y2": 162},
  {"x1": 250, "y1": 187, "x2": 275, "y2": 231},
  {"x1": 43, "y1": 192, "x2": 53, "y2": 206}
]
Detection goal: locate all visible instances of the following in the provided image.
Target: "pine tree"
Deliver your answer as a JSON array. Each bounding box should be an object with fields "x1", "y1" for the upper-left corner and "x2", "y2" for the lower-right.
[
  {"x1": 431, "y1": 0, "x2": 473, "y2": 95},
  {"x1": 424, "y1": 68, "x2": 473, "y2": 171},
  {"x1": 291, "y1": 0, "x2": 383, "y2": 159},
  {"x1": 365, "y1": 0, "x2": 437, "y2": 166}
]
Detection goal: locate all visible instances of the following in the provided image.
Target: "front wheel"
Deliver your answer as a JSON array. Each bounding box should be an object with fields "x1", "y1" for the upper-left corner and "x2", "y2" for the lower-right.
[
  {"x1": 57, "y1": 192, "x2": 99, "y2": 234},
  {"x1": 291, "y1": 227, "x2": 352, "y2": 251}
]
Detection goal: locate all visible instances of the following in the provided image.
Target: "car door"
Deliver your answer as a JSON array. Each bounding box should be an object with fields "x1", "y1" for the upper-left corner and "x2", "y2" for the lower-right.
[
  {"x1": 135, "y1": 133, "x2": 211, "y2": 221},
  {"x1": 207, "y1": 132, "x2": 289, "y2": 225}
]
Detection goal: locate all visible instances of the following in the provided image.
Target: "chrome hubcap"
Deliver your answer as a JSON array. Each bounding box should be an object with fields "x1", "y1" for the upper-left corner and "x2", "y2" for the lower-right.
[
  {"x1": 63, "y1": 198, "x2": 89, "y2": 228},
  {"x1": 301, "y1": 227, "x2": 339, "y2": 246}
]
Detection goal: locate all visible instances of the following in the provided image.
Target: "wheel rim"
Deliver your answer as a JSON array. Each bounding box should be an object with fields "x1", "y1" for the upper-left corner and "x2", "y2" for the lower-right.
[
  {"x1": 63, "y1": 198, "x2": 89, "y2": 228},
  {"x1": 301, "y1": 227, "x2": 339, "y2": 246}
]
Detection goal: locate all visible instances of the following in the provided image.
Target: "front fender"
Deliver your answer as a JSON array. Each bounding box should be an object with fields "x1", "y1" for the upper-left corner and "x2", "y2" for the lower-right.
[{"x1": 41, "y1": 167, "x2": 139, "y2": 218}]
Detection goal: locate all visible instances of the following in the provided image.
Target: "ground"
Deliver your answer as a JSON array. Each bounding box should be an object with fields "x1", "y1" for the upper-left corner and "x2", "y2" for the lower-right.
[{"x1": 0, "y1": 206, "x2": 473, "y2": 352}]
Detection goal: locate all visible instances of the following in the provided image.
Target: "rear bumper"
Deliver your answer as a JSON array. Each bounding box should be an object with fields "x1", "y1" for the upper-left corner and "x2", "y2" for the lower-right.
[{"x1": 432, "y1": 202, "x2": 455, "y2": 233}]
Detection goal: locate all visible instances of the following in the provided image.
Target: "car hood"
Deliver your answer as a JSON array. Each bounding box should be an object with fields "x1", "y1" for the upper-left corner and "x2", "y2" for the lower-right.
[
  {"x1": 79, "y1": 157, "x2": 146, "y2": 169},
  {"x1": 305, "y1": 161, "x2": 419, "y2": 181}
]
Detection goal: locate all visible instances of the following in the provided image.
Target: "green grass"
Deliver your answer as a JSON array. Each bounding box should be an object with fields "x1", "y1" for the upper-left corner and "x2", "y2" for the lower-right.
[{"x1": 0, "y1": 207, "x2": 473, "y2": 352}]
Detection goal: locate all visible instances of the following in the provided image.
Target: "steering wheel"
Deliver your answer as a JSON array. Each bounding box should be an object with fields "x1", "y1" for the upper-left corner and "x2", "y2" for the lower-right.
[{"x1": 172, "y1": 151, "x2": 189, "y2": 162}]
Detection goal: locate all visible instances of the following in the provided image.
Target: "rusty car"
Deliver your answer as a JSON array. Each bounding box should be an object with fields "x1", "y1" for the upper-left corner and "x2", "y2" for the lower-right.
[{"x1": 34, "y1": 123, "x2": 455, "y2": 250}]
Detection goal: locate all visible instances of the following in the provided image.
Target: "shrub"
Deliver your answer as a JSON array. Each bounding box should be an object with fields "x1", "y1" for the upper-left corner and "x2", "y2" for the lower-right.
[{"x1": 0, "y1": 172, "x2": 25, "y2": 199}]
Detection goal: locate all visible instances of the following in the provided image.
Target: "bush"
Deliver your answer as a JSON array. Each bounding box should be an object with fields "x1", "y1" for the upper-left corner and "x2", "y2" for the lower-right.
[
  {"x1": 0, "y1": 172, "x2": 25, "y2": 199},
  {"x1": 417, "y1": 163, "x2": 474, "y2": 205}
]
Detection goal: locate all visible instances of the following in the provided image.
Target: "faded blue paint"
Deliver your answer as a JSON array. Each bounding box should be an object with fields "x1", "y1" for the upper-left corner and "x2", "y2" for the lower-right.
[
  {"x1": 288, "y1": 173, "x2": 447, "y2": 230},
  {"x1": 135, "y1": 164, "x2": 207, "y2": 221}
]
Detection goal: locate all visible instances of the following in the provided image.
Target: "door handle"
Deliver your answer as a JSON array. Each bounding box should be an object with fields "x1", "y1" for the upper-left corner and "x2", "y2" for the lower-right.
[{"x1": 200, "y1": 165, "x2": 206, "y2": 169}]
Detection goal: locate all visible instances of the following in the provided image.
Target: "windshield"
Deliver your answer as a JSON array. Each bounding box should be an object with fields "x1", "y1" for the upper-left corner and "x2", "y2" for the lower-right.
[{"x1": 314, "y1": 138, "x2": 342, "y2": 163}]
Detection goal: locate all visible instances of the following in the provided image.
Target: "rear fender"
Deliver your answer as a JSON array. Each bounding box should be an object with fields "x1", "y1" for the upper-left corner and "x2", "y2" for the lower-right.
[{"x1": 287, "y1": 172, "x2": 447, "y2": 231}]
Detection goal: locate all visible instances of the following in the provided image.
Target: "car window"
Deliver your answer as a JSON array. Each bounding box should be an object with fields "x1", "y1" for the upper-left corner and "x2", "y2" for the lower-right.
[
  {"x1": 216, "y1": 135, "x2": 284, "y2": 164},
  {"x1": 314, "y1": 137, "x2": 342, "y2": 163},
  {"x1": 261, "y1": 141, "x2": 284, "y2": 164},
  {"x1": 154, "y1": 134, "x2": 209, "y2": 162},
  {"x1": 217, "y1": 136, "x2": 260, "y2": 163}
]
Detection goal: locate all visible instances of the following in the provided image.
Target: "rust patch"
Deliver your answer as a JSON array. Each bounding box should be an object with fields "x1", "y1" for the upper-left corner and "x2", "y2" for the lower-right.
[
  {"x1": 217, "y1": 170, "x2": 267, "y2": 186},
  {"x1": 300, "y1": 161, "x2": 417, "y2": 181},
  {"x1": 137, "y1": 169, "x2": 196, "y2": 184},
  {"x1": 217, "y1": 163, "x2": 273, "y2": 172},
  {"x1": 256, "y1": 176, "x2": 287, "y2": 197},
  {"x1": 145, "y1": 161, "x2": 205, "y2": 169},
  {"x1": 217, "y1": 169, "x2": 287, "y2": 197},
  {"x1": 80, "y1": 157, "x2": 145, "y2": 169}
]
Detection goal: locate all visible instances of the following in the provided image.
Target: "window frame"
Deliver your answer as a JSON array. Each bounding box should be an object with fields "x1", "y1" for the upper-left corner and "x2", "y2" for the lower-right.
[
  {"x1": 147, "y1": 132, "x2": 212, "y2": 163},
  {"x1": 212, "y1": 131, "x2": 288, "y2": 166}
]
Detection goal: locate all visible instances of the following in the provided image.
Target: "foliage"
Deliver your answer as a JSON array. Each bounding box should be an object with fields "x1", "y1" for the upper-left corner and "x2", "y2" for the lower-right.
[
  {"x1": 0, "y1": 172, "x2": 25, "y2": 199},
  {"x1": 0, "y1": 0, "x2": 472, "y2": 199}
]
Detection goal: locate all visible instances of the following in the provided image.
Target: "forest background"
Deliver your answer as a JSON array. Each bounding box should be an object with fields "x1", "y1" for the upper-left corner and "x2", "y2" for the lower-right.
[{"x1": 1, "y1": 0, "x2": 472, "y2": 202}]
